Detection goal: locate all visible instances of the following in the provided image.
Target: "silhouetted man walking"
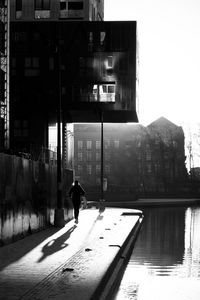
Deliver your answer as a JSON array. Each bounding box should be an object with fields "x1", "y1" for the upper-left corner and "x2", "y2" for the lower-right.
[{"x1": 69, "y1": 180, "x2": 85, "y2": 223}]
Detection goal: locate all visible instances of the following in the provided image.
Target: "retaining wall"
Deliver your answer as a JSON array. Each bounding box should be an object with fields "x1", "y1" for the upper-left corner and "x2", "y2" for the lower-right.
[{"x1": 0, "y1": 153, "x2": 73, "y2": 246}]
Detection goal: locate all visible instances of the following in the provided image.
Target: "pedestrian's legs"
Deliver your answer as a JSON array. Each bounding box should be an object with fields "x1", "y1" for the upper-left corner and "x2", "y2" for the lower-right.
[{"x1": 74, "y1": 204, "x2": 80, "y2": 220}]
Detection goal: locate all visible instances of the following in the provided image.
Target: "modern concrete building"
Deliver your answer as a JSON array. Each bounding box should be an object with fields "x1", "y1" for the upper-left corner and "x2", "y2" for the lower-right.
[{"x1": 9, "y1": 20, "x2": 138, "y2": 164}]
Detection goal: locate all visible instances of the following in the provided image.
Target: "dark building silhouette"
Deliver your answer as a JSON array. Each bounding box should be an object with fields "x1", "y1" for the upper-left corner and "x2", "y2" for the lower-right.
[
  {"x1": 74, "y1": 117, "x2": 188, "y2": 200},
  {"x1": 9, "y1": 21, "x2": 138, "y2": 163}
]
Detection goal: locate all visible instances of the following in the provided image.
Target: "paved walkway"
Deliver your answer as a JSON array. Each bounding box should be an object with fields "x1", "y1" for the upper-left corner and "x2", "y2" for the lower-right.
[{"x1": 0, "y1": 208, "x2": 143, "y2": 300}]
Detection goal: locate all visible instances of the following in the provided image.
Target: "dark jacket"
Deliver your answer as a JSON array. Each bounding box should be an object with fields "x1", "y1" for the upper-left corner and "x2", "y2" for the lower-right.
[{"x1": 69, "y1": 183, "x2": 85, "y2": 204}]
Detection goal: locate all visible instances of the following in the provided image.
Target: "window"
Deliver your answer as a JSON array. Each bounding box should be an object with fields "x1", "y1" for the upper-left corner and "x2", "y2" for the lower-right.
[
  {"x1": 62, "y1": 86, "x2": 66, "y2": 95},
  {"x1": 96, "y1": 177, "x2": 100, "y2": 185},
  {"x1": 89, "y1": 32, "x2": 93, "y2": 43},
  {"x1": 87, "y1": 165, "x2": 92, "y2": 175},
  {"x1": 16, "y1": 0, "x2": 22, "y2": 11},
  {"x1": 96, "y1": 164, "x2": 101, "y2": 174},
  {"x1": 104, "y1": 139, "x2": 110, "y2": 149},
  {"x1": 67, "y1": 1, "x2": 84, "y2": 18},
  {"x1": 99, "y1": 84, "x2": 115, "y2": 102},
  {"x1": 105, "y1": 152, "x2": 110, "y2": 161},
  {"x1": 60, "y1": 0, "x2": 67, "y2": 10},
  {"x1": 14, "y1": 120, "x2": 29, "y2": 137},
  {"x1": 86, "y1": 151, "x2": 92, "y2": 161},
  {"x1": 114, "y1": 140, "x2": 119, "y2": 148},
  {"x1": 147, "y1": 164, "x2": 151, "y2": 173},
  {"x1": 96, "y1": 141, "x2": 101, "y2": 150},
  {"x1": 13, "y1": 32, "x2": 26, "y2": 42},
  {"x1": 96, "y1": 152, "x2": 101, "y2": 161},
  {"x1": 88, "y1": 32, "x2": 93, "y2": 51},
  {"x1": 11, "y1": 58, "x2": 16, "y2": 76},
  {"x1": 77, "y1": 165, "x2": 83, "y2": 174},
  {"x1": 16, "y1": 0, "x2": 22, "y2": 19},
  {"x1": 78, "y1": 152, "x2": 83, "y2": 161},
  {"x1": 146, "y1": 144, "x2": 151, "y2": 161},
  {"x1": 78, "y1": 140, "x2": 83, "y2": 150},
  {"x1": 107, "y1": 56, "x2": 113, "y2": 68},
  {"x1": 105, "y1": 164, "x2": 110, "y2": 174},
  {"x1": 68, "y1": 1, "x2": 83, "y2": 10},
  {"x1": 59, "y1": 1, "x2": 84, "y2": 18},
  {"x1": 88, "y1": 84, "x2": 115, "y2": 102},
  {"x1": 49, "y1": 57, "x2": 54, "y2": 70},
  {"x1": 146, "y1": 151, "x2": 151, "y2": 161},
  {"x1": 86, "y1": 140, "x2": 92, "y2": 150},
  {"x1": 35, "y1": 0, "x2": 50, "y2": 10},
  {"x1": 35, "y1": 0, "x2": 50, "y2": 18},
  {"x1": 92, "y1": 6, "x2": 96, "y2": 20},
  {"x1": 100, "y1": 31, "x2": 106, "y2": 46},
  {"x1": 25, "y1": 57, "x2": 39, "y2": 68},
  {"x1": 24, "y1": 57, "x2": 39, "y2": 77}
]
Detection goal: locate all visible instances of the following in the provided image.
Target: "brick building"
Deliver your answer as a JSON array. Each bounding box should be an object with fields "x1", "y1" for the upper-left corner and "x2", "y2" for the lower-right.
[{"x1": 74, "y1": 117, "x2": 188, "y2": 200}]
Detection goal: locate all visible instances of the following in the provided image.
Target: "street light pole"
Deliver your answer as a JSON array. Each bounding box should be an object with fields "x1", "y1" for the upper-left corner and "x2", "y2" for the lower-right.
[
  {"x1": 54, "y1": 24, "x2": 65, "y2": 227},
  {"x1": 99, "y1": 111, "x2": 105, "y2": 212}
]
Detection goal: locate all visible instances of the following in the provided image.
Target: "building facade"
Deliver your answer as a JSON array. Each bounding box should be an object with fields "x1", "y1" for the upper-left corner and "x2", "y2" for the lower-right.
[
  {"x1": 9, "y1": 20, "x2": 137, "y2": 161},
  {"x1": 8, "y1": 1, "x2": 139, "y2": 171},
  {"x1": 0, "y1": 0, "x2": 9, "y2": 150},
  {"x1": 74, "y1": 117, "x2": 188, "y2": 200},
  {"x1": 8, "y1": 0, "x2": 105, "y2": 163},
  {"x1": 10, "y1": 0, "x2": 104, "y2": 21}
]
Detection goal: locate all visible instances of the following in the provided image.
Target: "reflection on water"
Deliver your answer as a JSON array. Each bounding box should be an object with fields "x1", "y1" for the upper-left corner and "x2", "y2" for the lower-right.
[{"x1": 115, "y1": 206, "x2": 200, "y2": 300}]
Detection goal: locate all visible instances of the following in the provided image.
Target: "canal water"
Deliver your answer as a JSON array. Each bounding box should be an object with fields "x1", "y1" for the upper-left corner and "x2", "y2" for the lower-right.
[{"x1": 115, "y1": 206, "x2": 200, "y2": 300}]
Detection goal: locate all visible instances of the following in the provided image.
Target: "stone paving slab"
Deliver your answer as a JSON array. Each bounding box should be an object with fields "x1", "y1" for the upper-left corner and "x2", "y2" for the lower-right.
[{"x1": 0, "y1": 208, "x2": 143, "y2": 300}]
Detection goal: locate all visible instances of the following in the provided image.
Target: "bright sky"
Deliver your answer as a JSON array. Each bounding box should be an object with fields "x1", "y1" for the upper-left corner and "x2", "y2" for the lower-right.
[{"x1": 105, "y1": 0, "x2": 200, "y2": 126}]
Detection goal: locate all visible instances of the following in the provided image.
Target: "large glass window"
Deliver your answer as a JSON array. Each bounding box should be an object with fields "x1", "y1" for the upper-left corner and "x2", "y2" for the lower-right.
[
  {"x1": 35, "y1": 0, "x2": 50, "y2": 18},
  {"x1": 80, "y1": 83, "x2": 115, "y2": 103}
]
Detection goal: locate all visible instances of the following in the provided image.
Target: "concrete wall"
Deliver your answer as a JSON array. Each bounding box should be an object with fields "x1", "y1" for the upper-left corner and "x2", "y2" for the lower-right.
[{"x1": 0, "y1": 153, "x2": 73, "y2": 246}]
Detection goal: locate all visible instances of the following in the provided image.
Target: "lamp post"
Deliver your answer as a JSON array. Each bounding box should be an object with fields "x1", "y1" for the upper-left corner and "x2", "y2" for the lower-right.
[
  {"x1": 99, "y1": 110, "x2": 105, "y2": 212},
  {"x1": 54, "y1": 25, "x2": 65, "y2": 227}
]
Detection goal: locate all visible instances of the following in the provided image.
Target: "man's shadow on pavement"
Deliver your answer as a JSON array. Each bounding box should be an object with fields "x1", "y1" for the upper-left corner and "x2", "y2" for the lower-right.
[{"x1": 37, "y1": 225, "x2": 77, "y2": 262}]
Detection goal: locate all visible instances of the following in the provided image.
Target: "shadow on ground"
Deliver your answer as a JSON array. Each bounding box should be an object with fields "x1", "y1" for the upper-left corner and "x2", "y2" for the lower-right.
[
  {"x1": 0, "y1": 227, "x2": 61, "y2": 271},
  {"x1": 37, "y1": 225, "x2": 77, "y2": 262}
]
